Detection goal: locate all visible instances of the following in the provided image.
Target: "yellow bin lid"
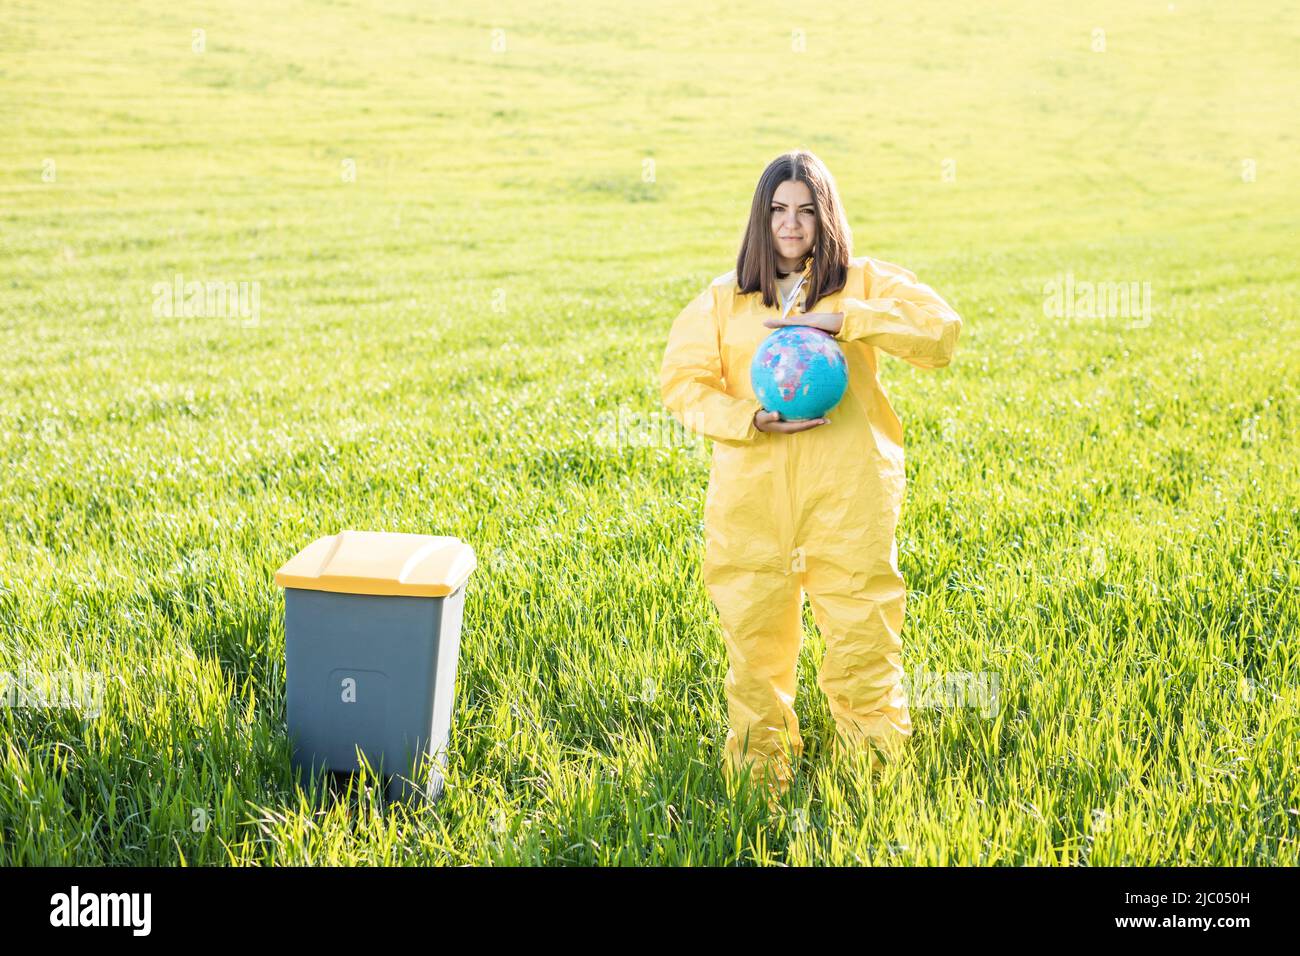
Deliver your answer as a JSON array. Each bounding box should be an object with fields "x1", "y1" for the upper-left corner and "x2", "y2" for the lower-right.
[{"x1": 274, "y1": 530, "x2": 477, "y2": 598}]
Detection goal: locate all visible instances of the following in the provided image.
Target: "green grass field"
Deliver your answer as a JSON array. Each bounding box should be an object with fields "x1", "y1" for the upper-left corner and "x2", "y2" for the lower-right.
[{"x1": 1, "y1": 0, "x2": 1297, "y2": 865}]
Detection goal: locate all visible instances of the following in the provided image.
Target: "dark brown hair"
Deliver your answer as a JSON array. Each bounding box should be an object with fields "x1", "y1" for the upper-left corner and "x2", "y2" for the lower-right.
[{"x1": 735, "y1": 150, "x2": 852, "y2": 312}]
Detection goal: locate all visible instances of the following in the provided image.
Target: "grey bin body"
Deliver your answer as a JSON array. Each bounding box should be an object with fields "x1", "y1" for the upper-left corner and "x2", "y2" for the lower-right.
[{"x1": 284, "y1": 583, "x2": 466, "y2": 803}]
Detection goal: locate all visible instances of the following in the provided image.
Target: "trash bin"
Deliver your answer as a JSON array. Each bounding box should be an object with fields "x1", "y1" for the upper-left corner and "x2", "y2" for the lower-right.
[{"x1": 274, "y1": 530, "x2": 476, "y2": 804}]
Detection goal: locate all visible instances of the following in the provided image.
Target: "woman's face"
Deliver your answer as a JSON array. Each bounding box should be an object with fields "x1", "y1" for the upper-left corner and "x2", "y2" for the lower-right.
[{"x1": 771, "y1": 179, "x2": 817, "y2": 267}]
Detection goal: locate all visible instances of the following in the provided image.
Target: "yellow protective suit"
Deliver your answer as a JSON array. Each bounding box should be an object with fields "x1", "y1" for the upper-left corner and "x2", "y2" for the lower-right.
[{"x1": 659, "y1": 254, "x2": 962, "y2": 798}]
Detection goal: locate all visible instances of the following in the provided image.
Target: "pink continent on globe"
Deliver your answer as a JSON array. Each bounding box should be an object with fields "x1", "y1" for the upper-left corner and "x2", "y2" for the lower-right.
[{"x1": 761, "y1": 331, "x2": 842, "y2": 400}]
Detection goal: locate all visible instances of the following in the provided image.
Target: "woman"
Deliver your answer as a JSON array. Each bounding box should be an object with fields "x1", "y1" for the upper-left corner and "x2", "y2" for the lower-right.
[{"x1": 659, "y1": 149, "x2": 963, "y2": 801}]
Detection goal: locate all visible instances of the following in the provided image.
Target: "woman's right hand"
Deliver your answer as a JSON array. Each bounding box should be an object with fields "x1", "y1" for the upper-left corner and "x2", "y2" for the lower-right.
[{"x1": 753, "y1": 409, "x2": 830, "y2": 433}]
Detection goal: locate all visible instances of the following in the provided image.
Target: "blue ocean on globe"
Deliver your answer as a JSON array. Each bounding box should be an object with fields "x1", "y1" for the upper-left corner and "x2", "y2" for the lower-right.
[{"x1": 750, "y1": 325, "x2": 849, "y2": 421}]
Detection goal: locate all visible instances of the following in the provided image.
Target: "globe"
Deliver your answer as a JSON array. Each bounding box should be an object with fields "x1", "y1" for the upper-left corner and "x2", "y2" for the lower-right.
[{"x1": 750, "y1": 325, "x2": 849, "y2": 421}]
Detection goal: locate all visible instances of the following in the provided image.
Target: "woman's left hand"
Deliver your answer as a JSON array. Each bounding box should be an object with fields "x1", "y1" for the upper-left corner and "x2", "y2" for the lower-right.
[{"x1": 763, "y1": 311, "x2": 844, "y2": 335}]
